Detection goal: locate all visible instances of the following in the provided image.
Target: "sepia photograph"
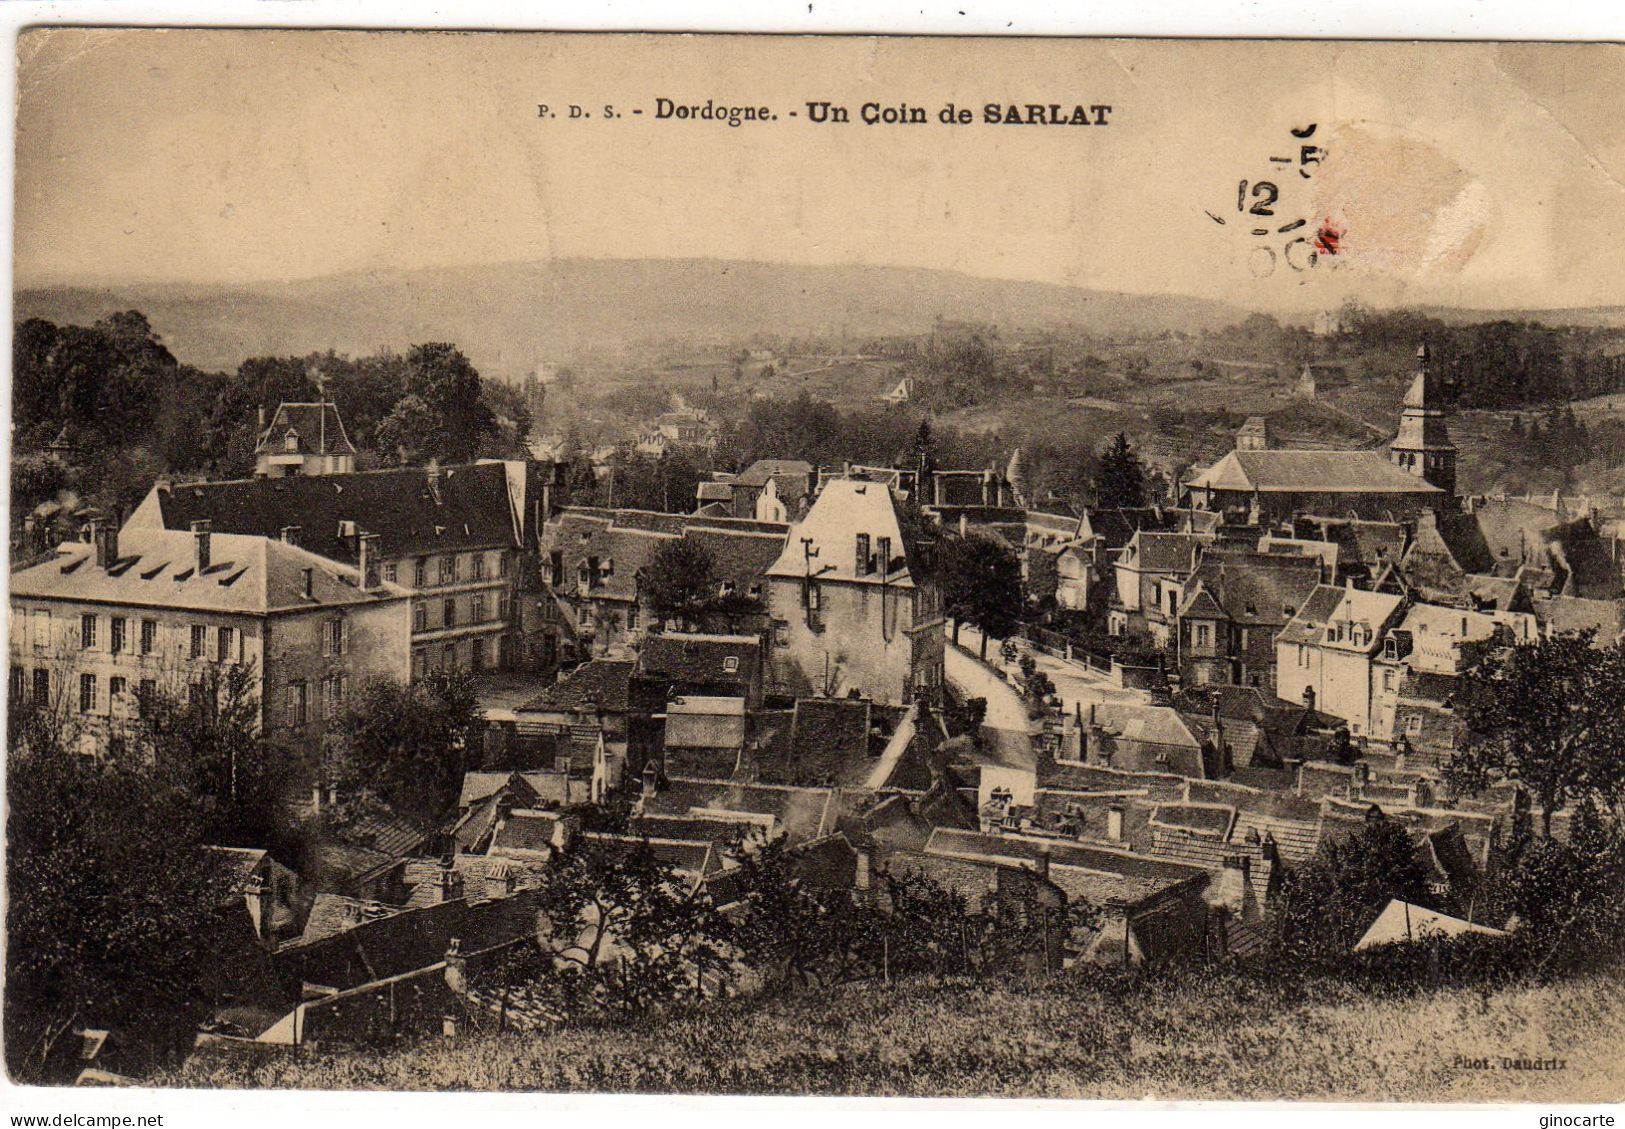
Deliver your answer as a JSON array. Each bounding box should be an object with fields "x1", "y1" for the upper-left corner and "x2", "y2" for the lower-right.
[{"x1": 6, "y1": 25, "x2": 1625, "y2": 1106}]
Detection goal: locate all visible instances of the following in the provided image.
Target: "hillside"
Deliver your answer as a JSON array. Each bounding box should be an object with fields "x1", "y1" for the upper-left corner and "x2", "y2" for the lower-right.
[
  {"x1": 14, "y1": 260, "x2": 1249, "y2": 381},
  {"x1": 172, "y1": 967, "x2": 1625, "y2": 1100}
]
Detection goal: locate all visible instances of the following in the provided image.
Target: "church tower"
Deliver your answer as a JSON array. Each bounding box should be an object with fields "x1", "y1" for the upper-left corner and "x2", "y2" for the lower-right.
[{"x1": 1390, "y1": 343, "x2": 1457, "y2": 500}]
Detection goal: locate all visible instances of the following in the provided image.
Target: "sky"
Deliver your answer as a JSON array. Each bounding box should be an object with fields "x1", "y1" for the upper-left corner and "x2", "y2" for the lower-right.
[{"x1": 15, "y1": 32, "x2": 1625, "y2": 312}]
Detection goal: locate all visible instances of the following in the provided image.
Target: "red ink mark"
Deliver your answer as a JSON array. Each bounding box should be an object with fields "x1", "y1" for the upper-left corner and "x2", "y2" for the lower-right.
[{"x1": 1314, "y1": 218, "x2": 1344, "y2": 256}]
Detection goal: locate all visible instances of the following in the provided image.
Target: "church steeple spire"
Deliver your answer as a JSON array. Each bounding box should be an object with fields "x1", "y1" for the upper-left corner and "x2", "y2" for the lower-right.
[{"x1": 1390, "y1": 342, "x2": 1456, "y2": 501}]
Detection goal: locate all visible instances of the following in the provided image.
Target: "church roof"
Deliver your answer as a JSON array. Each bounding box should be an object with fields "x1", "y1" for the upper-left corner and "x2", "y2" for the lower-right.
[{"x1": 1186, "y1": 449, "x2": 1443, "y2": 495}]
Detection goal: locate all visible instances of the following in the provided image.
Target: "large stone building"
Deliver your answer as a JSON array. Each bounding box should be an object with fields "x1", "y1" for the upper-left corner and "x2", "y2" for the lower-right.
[
  {"x1": 764, "y1": 477, "x2": 945, "y2": 707},
  {"x1": 9, "y1": 522, "x2": 411, "y2": 765},
  {"x1": 124, "y1": 461, "x2": 550, "y2": 676}
]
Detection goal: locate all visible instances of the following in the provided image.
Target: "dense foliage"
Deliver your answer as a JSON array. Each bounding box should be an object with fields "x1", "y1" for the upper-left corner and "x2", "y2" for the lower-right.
[
  {"x1": 333, "y1": 669, "x2": 483, "y2": 825},
  {"x1": 5, "y1": 746, "x2": 235, "y2": 1082}
]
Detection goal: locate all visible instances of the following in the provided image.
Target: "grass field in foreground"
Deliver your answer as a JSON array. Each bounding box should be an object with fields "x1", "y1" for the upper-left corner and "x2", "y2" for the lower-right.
[{"x1": 171, "y1": 966, "x2": 1625, "y2": 1100}]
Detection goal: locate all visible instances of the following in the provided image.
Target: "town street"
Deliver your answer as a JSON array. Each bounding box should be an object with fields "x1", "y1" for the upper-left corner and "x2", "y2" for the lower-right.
[
  {"x1": 952, "y1": 622, "x2": 1152, "y2": 723},
  {"x1": 943, "y1": 637, "x2": 1034, "y2": 771}
]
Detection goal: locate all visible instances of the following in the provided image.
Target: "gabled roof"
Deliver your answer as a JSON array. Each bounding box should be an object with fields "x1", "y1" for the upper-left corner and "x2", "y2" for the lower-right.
[
  {"x1": 924, "y1": 828, "x2": 1209, "y2": 906},
  {"x1": 1277, "y1": 584, "x2": 1403, "y2": 650},
  {"x1": 1187, "y1": 449, "x2": 1443, "y2": 495},
  {"x1": 10, "y1": 528, "x2": 409, "y2": 615},
  {"x1": 1354, "y1": 899, "x2": 1507, "y2": 950},
  {"x1": 255, "y1": 402, "x2": 357, "y2": 457},
  {"x1": 137, "y1": 461, "x2": 516, "y2": 564},
  {"x1": 1183, "y1": 550, "x2": 1323, "y2": 627}
]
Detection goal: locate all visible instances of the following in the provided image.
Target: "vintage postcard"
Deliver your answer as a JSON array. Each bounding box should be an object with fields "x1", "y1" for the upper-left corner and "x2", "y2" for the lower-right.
[{"x1": 7, "y1": 29, "x2": 1625, "y2": 1105}]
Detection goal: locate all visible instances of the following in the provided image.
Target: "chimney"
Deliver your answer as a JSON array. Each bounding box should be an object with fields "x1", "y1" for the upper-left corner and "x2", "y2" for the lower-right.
[
  {"x1": 257, "y1": 405, "x2": 266, "y2": 432},
  {"x1": 246, "y1": 875, "x2": 274, "y2": 943},
  {"x1": 1106, "y1": 804, "x2": 1125, "y2": 843},
  {"x1": 440, "y1": 856, "x2": 461, "y2": 900},
  {"x1": 358, "y1": 532, "x2": 380, "y2": 592},
  {"x1": 302, "y1": 566, "x2": 315, "y2": 600},
  {"x1": 426, "y1": 461, "x2": 443, "y2": 505},
  {"x1": 94, "y1": 521, "x2": 119, "y2": 569},
  {"x1": 641, "y1": 758, "x2": 659, "y2": 804},
  {"x1": 1034, "y1": 844, "x2": 1051, "y2": 879},
  {"x1": 191, "y1": 519, "x2": 212, "y2": 572},
  {"x1": 1260, "y1": 832, "x2": 1279, "y2": 866},
  {"x1": 280, "y1": 525, "x2": 301, "y2": 546},
  {"x1": 855, "y1": 848, "x2": 872, "y2": 892}
]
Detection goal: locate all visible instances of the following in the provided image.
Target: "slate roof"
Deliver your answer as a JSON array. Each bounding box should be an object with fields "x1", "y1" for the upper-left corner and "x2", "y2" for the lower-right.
[
  {"x1": 1148, "y1": 802, "x2": 1236, "y2": 839},
  {"x1": 1181, "y1": 550, "x2": 1324, "y2": 627},
  {"x1": 255, "y1": 402, "x2": 357, "y2": 457},
  {"x1": 519, "y1": 659, "x2": 635, "y2": 714},
  {"x1": 1277, "y1": 584, "x2": 1403, "y2": 650},
  {"x1": 10, "y1": 528, "x2": 410, "y2": 615},
  {"x1": 645, "y1": 776, "x2": 838, "y2": 844},
  {"x1": 780, "y1": 697, "x2": 873, "y2": 785},
  {"x1": 1120, "y1": 531, "x2": 1206, "y2": 575},
  {"x1": 490, "y1": 810, "x2": 572, "y2": 855},
  {"x1": 1187, "y1": 450, "x2": 1444, "y2": 495},
  {"x1": 1533, "y1": 595, "x2": 1625, "y2": 642},
  {"x1": 735, "y1": 459, "x2": 815, "y2": 489},
  {"x1": 139, "y1": 462, "x2": 516, "y2": 564},
  {"x1": 766, "y1": 479, "x2": 916, "y2": 587}
]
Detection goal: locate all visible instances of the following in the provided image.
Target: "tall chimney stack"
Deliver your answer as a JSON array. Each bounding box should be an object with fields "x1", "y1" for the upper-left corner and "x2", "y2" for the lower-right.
[
  {"x1": 1107, "y1": 803, "x2": 1125, "y2": 843},
  {"x1": 357, "y1": 532, "x2": 380, "y2": 592},
  {"x1": 191, "y1": 520, "x2": 212, "y2": 572},
  {"x1": 302, "y1": 567, "x2": 314, "y2": 600}
]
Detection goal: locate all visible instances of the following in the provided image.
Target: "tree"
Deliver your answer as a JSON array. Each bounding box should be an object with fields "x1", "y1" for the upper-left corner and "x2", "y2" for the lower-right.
[
  {"x1": 404, "y1": 343, "x2": 497, "y2": 464},
  {"x1": 333, "y1": 669, "x2": 482, "y2": 824},
  {"x1": 642, "y1": 537, "x2": 718, "y2": 628},
  {"x1": 1094, "y1": 432, "x2": 1147, "y2": 509},
  {"x1": 528, "y1": 831, "x2": 733, "y2": 1012},
  {"x1": 941, "y1": 532, "x2": 1024, "y2": 659},
  {"x1": 373, "y1": 394, "x2": 437, "y2": 465},
  {"x1": 1449, "y1": 631, "x2": 1625, "y2": 837},
  {"x1": 5, "y1": 748, "x2": 234, "y2": 1081},
  {"x1": 1270, "y1": 815, "x2": 1429, "y2": 959}
]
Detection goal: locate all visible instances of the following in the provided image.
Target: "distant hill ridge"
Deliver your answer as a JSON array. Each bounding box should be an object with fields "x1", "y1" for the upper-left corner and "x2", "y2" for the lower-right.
[{"x1": 15, "y1": 258, "x2": 1250, "y2": 379}]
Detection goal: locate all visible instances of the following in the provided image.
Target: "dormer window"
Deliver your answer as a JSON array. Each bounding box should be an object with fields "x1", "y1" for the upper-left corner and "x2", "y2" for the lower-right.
[
  {"x1": 284, "y1": 430, "x2": 299, "y2": 452},
  {"x1": 723, "y1": 656, "x2": 740, "y2": 674}
]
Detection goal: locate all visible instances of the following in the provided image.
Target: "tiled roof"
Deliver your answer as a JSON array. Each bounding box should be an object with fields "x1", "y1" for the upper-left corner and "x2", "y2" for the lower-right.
[
  {"x1": 1147, "y1": 830, "x2": 1274, "y2": 904},
  {"x1": 10, "y1": 528, "x2": 410, "y2": 615},
  {"x1": 255, "y1": 402, "x2": 356, "y2": 457},
  {"x1": 142, "y1": 462, "x2": 516, "y2": 563},
  {"x1": 583, "y1": 832, "x2": 717, "y2": 876},
  {"x1": 1031, "y1": 792, "x2": 1155, "y2": 850},
  {"x1": 519, "y1": 659, "x2": 635, "y2": 714},
  {"x1": 1187, "y1": 450, "x2": 1443, "y2": 495},
  {"x1": 638, "y1": 633, "x2": 759, "y2": 689}
]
